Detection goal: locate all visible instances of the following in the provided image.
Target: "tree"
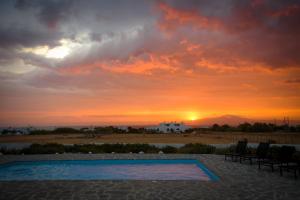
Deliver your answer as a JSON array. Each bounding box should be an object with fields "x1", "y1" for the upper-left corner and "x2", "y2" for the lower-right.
[
  {"x1": 212, "y1": 124, "x2": 220, "y2": 131},
  {"x1": 238, "y1": 123, "x2": 252, "y2": 132}
]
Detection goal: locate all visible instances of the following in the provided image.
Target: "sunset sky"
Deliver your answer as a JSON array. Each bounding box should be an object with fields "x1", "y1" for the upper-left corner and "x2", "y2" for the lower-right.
[{"x1": 0, "y1": 0, "x2": 300, "y2": 126}]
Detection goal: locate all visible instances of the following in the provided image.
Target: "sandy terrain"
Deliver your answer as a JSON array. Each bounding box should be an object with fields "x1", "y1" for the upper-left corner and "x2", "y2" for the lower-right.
[{"x1": 0, "y1": 132, "x2": 299, "y2": 144}]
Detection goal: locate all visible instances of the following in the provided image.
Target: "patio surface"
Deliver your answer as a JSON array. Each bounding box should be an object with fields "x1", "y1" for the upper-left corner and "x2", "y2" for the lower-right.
[{"x1": 0, "y1": 154, "x2": 299, "y2": 200}]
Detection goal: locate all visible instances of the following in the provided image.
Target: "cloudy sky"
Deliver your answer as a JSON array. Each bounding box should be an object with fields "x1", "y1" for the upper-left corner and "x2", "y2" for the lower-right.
[{"x1": 0, "y1": 0, "x2": 300, "y2": 126}]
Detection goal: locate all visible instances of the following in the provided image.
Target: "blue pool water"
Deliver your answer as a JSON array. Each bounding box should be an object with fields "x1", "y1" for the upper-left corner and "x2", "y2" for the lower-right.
[{"x1": 0, "y1": 159, "x2": 218, "y2": 181}]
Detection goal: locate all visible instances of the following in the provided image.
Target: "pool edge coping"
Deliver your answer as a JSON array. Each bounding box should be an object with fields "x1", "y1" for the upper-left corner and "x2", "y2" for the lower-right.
[{"x1": 0, "y1": 155, "x2": 221, "y2": 181}]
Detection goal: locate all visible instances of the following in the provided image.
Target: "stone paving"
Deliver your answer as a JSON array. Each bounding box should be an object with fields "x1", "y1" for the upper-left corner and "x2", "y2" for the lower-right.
[{"x1": 0, "y1": 154, "x2": 299, "y2": 200}]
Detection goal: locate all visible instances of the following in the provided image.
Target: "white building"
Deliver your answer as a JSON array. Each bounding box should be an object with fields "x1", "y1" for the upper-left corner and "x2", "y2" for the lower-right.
[
  {"x1": 147, "y1": 122, "x2": 190, "y2": 133},
  {"x1": 0, "y1": 126, "x2": 35, "y2": 135}
]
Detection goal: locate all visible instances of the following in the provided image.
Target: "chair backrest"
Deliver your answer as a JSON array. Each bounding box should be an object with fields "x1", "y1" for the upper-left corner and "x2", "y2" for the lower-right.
[
  {"x1": 292, "y1": 152, "x2": 300, "y2": 165},
  {"x1": 256, "y1": 142, "x2": 270, "y2": 158},
  {"x1": 278, "y1": 146, "x2": 296, "y2": 163},
  {"x1": 235, "y1": 140, "x2": 248, "y2": 154}
]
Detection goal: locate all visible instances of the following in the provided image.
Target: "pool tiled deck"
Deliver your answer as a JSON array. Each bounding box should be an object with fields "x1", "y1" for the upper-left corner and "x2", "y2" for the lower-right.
[{"x1": 0, "y1": 154, "x2": 299, "y2": 200}]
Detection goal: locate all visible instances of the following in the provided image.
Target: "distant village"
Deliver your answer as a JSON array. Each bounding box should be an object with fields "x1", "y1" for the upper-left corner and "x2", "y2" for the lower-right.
[
  {"x1": 0, "y1": 122, "x2": 191, "y2": 135},
  {"x1": 1, "y1": 121, "x2": 300, "y2": 135},
  {"x1": 0, "y1": 127, "x2": 36, "y2": 135}
]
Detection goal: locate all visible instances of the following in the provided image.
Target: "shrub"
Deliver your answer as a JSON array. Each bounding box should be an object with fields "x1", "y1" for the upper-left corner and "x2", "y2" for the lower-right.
[
  {"x1": 53, "y1": 128, "x2": 80, "y2": 134},
  {"x1": 178, "y1": 143, "x2": 216, "y2": 154},
  {"x1": 69, "y1": 144, "x2": 104, "y2": 153},
  {"x1": 1, "y1": 143, "x2": 226, "y2": 155},
  {"x1": 0, "y1": 147, "x2": 21, "y2": 155},
  {"x1": 123, "y1": 144, "x2": 159, "y2": 153},
  {"x1": 21, "y1": 143, "x2": 65, "y2": 154},
  {"x1": 29, "y1": 130, "x2": 52, "y2": 135},
  {"x1": 65, "y1": 143, "x2": 160, "y2": 154},
  {"x1": 214, "y1": 147, "x2": 233, "y2": 155},
  {"x1": 161, "y1": 145, "x2": 178, "y2": 153}
]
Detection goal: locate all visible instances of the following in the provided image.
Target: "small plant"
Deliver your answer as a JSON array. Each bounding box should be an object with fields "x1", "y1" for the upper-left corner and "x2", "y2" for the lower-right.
[
  {"x1": 178, "y1": 143, "x2": 216, "y2": 154},
  {"x1": 161, "y1": 145, "x2": 178, "y2": 153},
  {"x1": 21, "y1": 143, "x2": 65, "y2": 154}
]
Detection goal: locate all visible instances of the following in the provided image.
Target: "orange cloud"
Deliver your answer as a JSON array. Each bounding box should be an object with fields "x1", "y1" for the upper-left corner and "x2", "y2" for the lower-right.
[
  {"x1": 1, "y1": 0, "x2": 300, "y2": 126},
  {"x1": 269, "y1": 4, "x2": 300, "y2": 17},
  {"x1": 157, "y1": 2, "x2": 222, "y2": 31}
]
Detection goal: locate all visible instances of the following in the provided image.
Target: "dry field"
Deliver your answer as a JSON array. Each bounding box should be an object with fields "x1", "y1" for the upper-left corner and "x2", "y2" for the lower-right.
[{"x1": 0, "y1": 132, "x2": 299, "y2": 144}]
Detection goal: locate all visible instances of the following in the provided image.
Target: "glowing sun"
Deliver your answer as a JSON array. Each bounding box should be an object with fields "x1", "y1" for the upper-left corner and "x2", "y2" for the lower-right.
[{"x1": 187, "y1": 112, "x2": 199, "y2": 121}]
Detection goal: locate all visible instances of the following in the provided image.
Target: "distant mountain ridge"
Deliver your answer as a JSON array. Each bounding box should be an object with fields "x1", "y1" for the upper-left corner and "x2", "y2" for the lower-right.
[
  {"x1": 187, "y1": 114, "x2": 300, "y2": 127},
  {"x1": 189, "y1": 115, "x2": 251, "y2": 126}
]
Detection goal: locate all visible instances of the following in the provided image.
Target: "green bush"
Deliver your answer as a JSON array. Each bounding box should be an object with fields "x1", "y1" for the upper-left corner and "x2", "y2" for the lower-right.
[
  {"x1": 0, "y1": 143, "x2": 254, "y2": 155},
  {"x1": 214, "y1": 147, "x2": 233, "y2": 155},
  {"x1": 29, "y1": 130, "x2": 52, "y2": 135},
  {"x1": 21, "y1": 143, "x2": 65, "y2": 154},
  {"x1": 121, "y1": 144, "x2": 159, "y2": 153},
  {"x1": 0, "y1": 147, "x2": 21, "y2": 155},
  {"x1": 63, "y1": 143, "x2": 159, "y2": 154},
  {"x1": 161, "y1": 145, "x2": 178, "y2": 153},
  {"x1": 178, "y1": 143, "x2": 216, "y2": 154},
  {"x1": 53, "y1": 128, "x2": 80, "y2": 134},
  {"x1": 69, "y1": 144, "x2": 104, "y2": 153}
]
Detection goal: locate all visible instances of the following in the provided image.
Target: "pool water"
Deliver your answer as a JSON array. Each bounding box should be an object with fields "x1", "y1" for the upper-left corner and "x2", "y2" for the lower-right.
[{"x1": 0, "y1": 159, "x2": 218, "y2": 181}]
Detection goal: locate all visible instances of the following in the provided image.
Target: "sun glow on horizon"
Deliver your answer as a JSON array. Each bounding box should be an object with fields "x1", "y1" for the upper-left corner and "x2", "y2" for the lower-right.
[{"x1": 186, "y1": 112, "x2": 199, "y2": 121}]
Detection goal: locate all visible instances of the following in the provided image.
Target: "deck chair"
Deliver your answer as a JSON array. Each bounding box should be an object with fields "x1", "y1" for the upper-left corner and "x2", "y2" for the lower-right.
[
  {"x1": 279, "y1": 152, "x2": 300, "y2": 179},
  {"x1": 258, "y1": 145, "x2": 296, "y2": 172},
  {"x1": 240, "y1": 142, "x2": 270, "y2": 165},
  {"x1": 225, "y1": 140, "x2": 248, "y2": 162}
]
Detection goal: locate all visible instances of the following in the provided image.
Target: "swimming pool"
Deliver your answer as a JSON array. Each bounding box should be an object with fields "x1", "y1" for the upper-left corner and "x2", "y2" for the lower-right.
[{"x1": 0, "y1": 159, "x2": 219, "y2": 181}]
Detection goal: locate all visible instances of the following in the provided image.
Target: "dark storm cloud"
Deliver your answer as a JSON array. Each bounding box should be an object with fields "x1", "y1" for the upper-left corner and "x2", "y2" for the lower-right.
[
  {"x1": 0, "y1": 26, "x2": 61, "y2": 49},
  {"x1": 0, "y1": 0, "x2": 159, "y2": 72},
  {"x1": 1, "y1": 0, "x2": 154, "y2": 49},
  {"x1": 15, "y1": 0, "x2": 75, "y2": 29},
  {"x1": 0, "y1": 25, "x2": 62, "y2": 68},
  {"x1": 15, "y1": 0, "x2": 154, "y2": 31},
  {"x1": 1, "y1": 0, "x2": 300, "y2": 75},
  {"x1": 0, "y1": 0, "x2": 65, "y2": 65},
  {"x1": 158, "y1": 0, "x2": 300, "y2": 68}
]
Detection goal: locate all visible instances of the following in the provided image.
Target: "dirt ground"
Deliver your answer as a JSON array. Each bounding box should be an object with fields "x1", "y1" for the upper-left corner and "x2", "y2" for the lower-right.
[{"x1": 0, "y1": 132, "x2": 299, "y2": 144}]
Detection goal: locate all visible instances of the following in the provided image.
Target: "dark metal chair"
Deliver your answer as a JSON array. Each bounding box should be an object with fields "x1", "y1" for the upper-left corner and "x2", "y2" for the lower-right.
[
  {"x1": 225, "y1": 140, "x2": 248, "y2": 162},
  {"x1": 258, "y1": 145, "x2": 296, "y2": 172},
  {"x1": 279, "y1": 152, "x2": 300, "y2": 179},
  {"x1": 240, "y1": 142, "x2": 270, "y2": 165}
]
